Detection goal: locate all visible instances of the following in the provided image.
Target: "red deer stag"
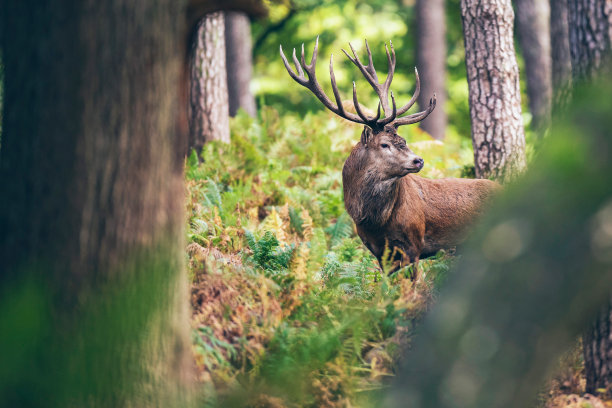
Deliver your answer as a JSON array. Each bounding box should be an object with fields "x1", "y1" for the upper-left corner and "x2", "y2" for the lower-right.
[{"x1": 280, "y1": 38, "x2": 499, "y2": 275}]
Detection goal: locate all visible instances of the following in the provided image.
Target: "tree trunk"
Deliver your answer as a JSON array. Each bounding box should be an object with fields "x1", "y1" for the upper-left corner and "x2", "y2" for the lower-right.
[
  {"x1": 0, "y1": 1, "x2": 191, "y2": 405},
  {"x1": 460, "y1": 0, "x2": 527, "y2": 181},
  {"x1": 189, "y1": 12, "x2": 230, "y2": 155},
  {"x1": 514, "y1": 0, "x2": 552, "y2": 131},
  {"x1": 550, "y1": 0, "x2": 573, "y2": 109},
  {"x1": 567, "y1": 0, "x2": 612, "y2": 397},
  {"x1": 225, "y1": 11, "x2": 257, "y2": 117},
  {"x1": 568, "y1": 0, "x2": 612, "y2": 81},
  {"x1": 415, "y1": 0, "x2": 447, "y2": 140},
  {"x1": 584, "y1": 297, "x2": 612, "y2": 393}
]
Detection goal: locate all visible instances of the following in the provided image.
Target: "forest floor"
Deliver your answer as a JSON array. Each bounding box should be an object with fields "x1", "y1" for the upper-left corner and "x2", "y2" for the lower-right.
[{"x1": 185, "y1": 109, "x2": 611, "y2": 407}]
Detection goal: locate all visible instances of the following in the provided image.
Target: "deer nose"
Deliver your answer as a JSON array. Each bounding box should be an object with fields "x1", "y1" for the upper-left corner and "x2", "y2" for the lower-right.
[{"x1": 412, "y1": 157, "x2": 424, "y2": 169}]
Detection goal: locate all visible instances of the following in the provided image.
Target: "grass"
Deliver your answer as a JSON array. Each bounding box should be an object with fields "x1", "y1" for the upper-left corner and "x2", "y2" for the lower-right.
[{"x1": 185, "y1": 107, "x2": 474, "y2": 407}]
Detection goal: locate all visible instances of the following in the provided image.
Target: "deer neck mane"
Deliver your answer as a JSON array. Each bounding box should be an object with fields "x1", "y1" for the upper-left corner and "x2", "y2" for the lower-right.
[{"x1": 342, "y1": 145, "x2": 401, "y2": 227}]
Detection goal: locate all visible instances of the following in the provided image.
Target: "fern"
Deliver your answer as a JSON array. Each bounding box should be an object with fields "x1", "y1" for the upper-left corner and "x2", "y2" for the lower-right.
[
  {"x1": 204, "y1": 178, "x2": 223, "y2": 209},
  {"x1": 325, "y1": 212, "x2": 354, "y2": 248}
]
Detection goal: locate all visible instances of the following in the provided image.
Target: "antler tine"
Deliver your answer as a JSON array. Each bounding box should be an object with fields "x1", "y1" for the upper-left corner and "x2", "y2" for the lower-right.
[
  {"x1": 280, "y1": 38, "x2": 366, "y2": 125},
  {"x1": 343, "y1": 43, "x2": 377, "y2": 85},
  {"x1": 329, "y1": 53, "x2": 346, "y2": 116},
  {"x1": 342, "y1": 40, "x2": 401, "y2": 123},
  {"x1": 364, "y1": 39, "x2": 379, "y2": 83},
  {"x1": 378, "y1": 91, "x2": 398, "y2": 126},
  {"x1": 352, "y1": 82, "x2": 379, "y2": 124},
  {"x1": 307, "y1": 36, "x2": 319, "y2": 68},
  {"x1": 393, "y1": 94, "x2": 437, "y2": 128},
  {"x1": 382, "y1": 41, "x2": 396, "y2": 90},
  {"x1": 396, "y1": 67, "x2": 421, "y2": 116},
  {"x1": 292, "y1": 48, "x2": 305, "y2": 78},
  {"x1": 280, "y1": 45, "x2": 307, "y2": 86}
]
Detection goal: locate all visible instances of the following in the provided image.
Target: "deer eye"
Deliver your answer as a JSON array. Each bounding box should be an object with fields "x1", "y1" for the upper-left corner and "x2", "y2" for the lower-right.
[{"x1": 381, "y1": 143, "x2": 390, "y2": 149}]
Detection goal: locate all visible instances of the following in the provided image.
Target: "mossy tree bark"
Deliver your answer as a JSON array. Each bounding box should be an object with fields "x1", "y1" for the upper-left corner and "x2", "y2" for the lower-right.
[
  {"x1": 189, "y1": 11, "x2": 231, "y2": 155},
  {"x1": 513, "y1": 0, "x2": 552, "y2": 131},
  {"x1": 460, "y1": 0, "x2": 527, "y2": 181},
  {"x1": 225, "y1": 11, "x2": 257, "y2": 117},
  {"x1": 0, "y1": 0, "x2": 192, "y2": 405},
  {"x1": 415, "y1": 0, "x2": 447, "y2": 140},
  {"x1": 567, "y1": 0, "x2": 612, "y2": 395}
]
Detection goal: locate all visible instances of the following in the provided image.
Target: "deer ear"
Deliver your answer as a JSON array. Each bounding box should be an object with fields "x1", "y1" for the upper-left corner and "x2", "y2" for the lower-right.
[{"x1": 361, "y1": 127, "x2": 373, "y2": 146}]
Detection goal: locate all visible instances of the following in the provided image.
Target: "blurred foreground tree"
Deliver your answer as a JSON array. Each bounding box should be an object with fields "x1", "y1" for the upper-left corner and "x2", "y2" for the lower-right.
[
  {"x1": 189, "y1": 12, "x2": 230, "y2": 154},
  {"x1": 225, "y1": 11, "x2": 257, "y2": 117},
  {"x1": 550, "y1": 0, "x2": 572, "y2": 109},
  {"x1": 415, "y1": 0, "x2": 447, "y2": 140},
  {"x1": 513, "y1": 0, "x2": 552, "y2": 131},
  {"x1": 460, "y1": 0, "x2": 526, "y2": 181},
  {"x1": 0, "y1": 1, "x2": 192, "y2": 406},
  {"x1": 0, "y1": 0, "x2": 266, "y2": 405},
  {"x1": 567, "y1": 0, "x2": 612, "y2": 394},
  {"x1": 391, "y1": 75, "x2": 612, "y2": 408}
]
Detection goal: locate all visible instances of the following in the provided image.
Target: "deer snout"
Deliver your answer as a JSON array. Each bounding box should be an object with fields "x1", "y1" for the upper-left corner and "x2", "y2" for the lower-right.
[{"x1": 405, "y1": 156, "x2": 424, "y2": 173}]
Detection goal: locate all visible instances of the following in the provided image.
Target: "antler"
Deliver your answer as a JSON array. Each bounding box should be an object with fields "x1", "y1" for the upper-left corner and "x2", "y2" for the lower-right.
[
  {"x1": 280, "y1": 38, "x2": 436, "y2": 130},
  {"x1": 280, "y1": 36, "x2": 368, "y2": 126}
]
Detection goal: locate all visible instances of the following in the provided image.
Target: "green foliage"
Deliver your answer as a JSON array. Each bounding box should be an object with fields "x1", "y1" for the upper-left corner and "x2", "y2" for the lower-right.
[
  {"x1": 252, "y1": 0, "x2": 477, "y2": 141},
  {"x1": 186, "y1": 107, "x2": 472, "y2": 407}
]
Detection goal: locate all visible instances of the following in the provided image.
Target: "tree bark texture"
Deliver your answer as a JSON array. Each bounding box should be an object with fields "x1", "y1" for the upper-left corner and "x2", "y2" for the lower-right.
[
  {"x1": 461, "y1": 0, "x2": 527, "y2": 181},
  {"x1": 189, "y1": 12, "x2": 230, "y2": 154},
  {"x1": 225, "y1": 11, "x2": 257, "y2": 117},
  {"x1": 568, "y1": 0, "x2": 612, "y2": 80},
  {"x1": 550, "y1": 0, "x2": 573, "y2": 109},
  {"x1": 514, "y1": 0, "x2": 552, "y2": 131},
  {"x1": 584, "y1": 298, "x2": 612, "y2": 393},
  {"x1": 0, "y1": 1, "x2": 191, "y2": 405},
  {"x1": 415, "y1": 0, "x2": 448, "y2": 140}
]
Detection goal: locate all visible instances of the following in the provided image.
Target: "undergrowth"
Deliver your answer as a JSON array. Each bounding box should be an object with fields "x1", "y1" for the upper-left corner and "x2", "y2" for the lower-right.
[{"x1": 186, "y1": 108, "x2": 470, "y2": 407}]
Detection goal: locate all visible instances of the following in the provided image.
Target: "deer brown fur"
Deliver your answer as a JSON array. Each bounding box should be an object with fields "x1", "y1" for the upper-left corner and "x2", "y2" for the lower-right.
[
  {"x1": 343, "y1": 126, "x2": 498, "y2": 272},
  {"x1": 281, "y1": 38, "x2": 499, "y2": 274}
]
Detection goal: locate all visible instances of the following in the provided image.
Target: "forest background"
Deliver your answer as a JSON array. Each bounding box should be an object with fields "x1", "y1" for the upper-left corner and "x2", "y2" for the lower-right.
[{"x1": 1, "y1": 0, "x2": 611, "y2": 408}]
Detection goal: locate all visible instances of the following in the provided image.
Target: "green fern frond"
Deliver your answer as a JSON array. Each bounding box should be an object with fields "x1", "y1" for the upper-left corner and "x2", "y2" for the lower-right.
[{"x1": 325, "y1": 212, "x2": 354, "y2": 248}]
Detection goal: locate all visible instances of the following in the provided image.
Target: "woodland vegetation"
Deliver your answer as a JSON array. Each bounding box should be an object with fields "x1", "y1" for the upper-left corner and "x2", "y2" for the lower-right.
[{"x1": 1, "y1": 0, "x2": 611, "y2": 407}]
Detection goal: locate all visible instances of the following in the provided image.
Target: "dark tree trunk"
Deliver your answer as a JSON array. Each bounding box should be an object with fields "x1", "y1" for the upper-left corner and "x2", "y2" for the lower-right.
[
  {"x1": 568, "y1": 0, "x2": 612, "y2": 80},
  {"x1": 550, "y1": 0, "x2": 573, "y2": 109},
  {"x1": 189, "y1": 11, "x2": 230, "y2": 154},
  {"x1": 514, "y1": 0, "x2": 552, "y2": 131},
  {"x1": 584, "y1": 297, "x2": 612, "y2": 393},
  {"x1": 0, "y1": 0, "x2": 191, "y2": 405},
  {"x1": 460, "y1": 0, "x2": 527, "y2": 181},
  {"x1": 415, "y1": 0, "x2": 447, "y2": 140},
  {"x1": 567, "y1": 0, "x2": 612, "y2": 397},
  {"x1": 225, "y1": 11, "x2": 257, "y2": 117}
]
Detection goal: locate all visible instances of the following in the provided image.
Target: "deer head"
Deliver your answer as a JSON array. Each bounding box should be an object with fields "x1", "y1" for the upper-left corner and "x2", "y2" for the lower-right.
[{"x1": 280, "y1": 37, "x2": 436, "y2": 180}]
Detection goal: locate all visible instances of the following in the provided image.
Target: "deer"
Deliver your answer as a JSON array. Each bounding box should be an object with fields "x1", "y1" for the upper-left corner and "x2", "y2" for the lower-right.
[{"x1": 280, "y1": 38, "x2": 500, "y2": 276}]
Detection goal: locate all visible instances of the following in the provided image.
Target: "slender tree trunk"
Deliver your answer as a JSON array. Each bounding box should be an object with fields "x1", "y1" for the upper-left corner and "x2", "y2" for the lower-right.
[
  {"x1": 225, "y1": 11, "x2": 257, "y2": 117},
  {"x1": 567, "y1": 0, "x2": 612, "y2": 396},
  {"x1": 550, "y1": 0, "x2": 573, "y2": 109},
  {"x1": 415, "y1": 0, "x2": 447, "y2": 140},
  {"x1": 460, "y1": 0, "x2": 527, "y2": 181},
  {"x1": 189, "y1": 12, "x2": 230, "y2": 154},
  {"x1": 514, "y1": 0, "x2": 552, "y2": 131},
  {"x1": 0, "y1": 1, "x2": 191, "y2": 405}
]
